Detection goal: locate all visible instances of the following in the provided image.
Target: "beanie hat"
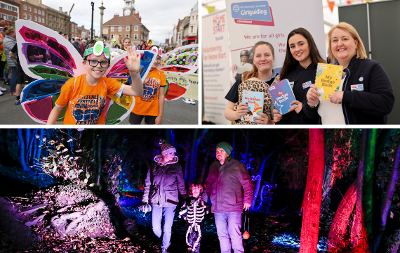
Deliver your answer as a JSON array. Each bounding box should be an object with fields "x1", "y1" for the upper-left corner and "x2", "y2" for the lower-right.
[
  {"x1": 216, "y1": 142, "x2": 233, "y2": 156},
  {"x1": 160, "y1": 140, "x2": 176, "y2": 156}
]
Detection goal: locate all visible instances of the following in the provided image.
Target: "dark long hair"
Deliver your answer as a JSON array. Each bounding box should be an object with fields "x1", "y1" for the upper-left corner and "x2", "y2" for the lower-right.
[
  {"x1": 279, "y1": 28, "x2": 325, "y2": 80},
  {"x1": 242, "y1": 41, "x2": 274, "y2": 82}
]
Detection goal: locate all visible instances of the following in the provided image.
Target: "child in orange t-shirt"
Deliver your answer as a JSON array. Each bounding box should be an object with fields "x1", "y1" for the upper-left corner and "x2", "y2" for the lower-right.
[
  {"x1": 46, "y1": 40, "x2": 143, "y2": 125},
  {"x1": 129, "y1": 46, "x2": 166, "y2": 125}
]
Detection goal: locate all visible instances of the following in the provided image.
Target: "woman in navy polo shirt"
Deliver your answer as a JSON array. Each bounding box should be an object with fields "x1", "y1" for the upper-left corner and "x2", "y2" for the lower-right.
[
  {"x1": 224, "y1": 41, "x2": 279, "y2": 125},
  {"x1": 304, "y1": 22, "x2": 394, "y2": 124}
]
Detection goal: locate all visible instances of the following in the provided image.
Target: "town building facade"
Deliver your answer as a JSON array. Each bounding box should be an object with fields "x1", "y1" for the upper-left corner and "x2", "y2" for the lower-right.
[
  {"x1": 70, "y1": 21, "x2": 77, "y2": 38},
  {"x1": 103, "y1": 0, "x2": 149, "y2": 45},
  {"x1": 0, "y1": 0, "x2": 19, "y2": 23},
  {"x1": 182, "y1": 2, "x2": 198, "y2": 45},
  {"x1": 45, "y1": 6, "x2": 69, "y2": 36},
  {"x1": 17, "y1": 0, "x2": 46, "y2": 25}
]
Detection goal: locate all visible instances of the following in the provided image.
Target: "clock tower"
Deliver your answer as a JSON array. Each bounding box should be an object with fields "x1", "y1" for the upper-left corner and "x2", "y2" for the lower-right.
[{"x1": 123, "y1": 0, "x2": 135, "y2": 16}]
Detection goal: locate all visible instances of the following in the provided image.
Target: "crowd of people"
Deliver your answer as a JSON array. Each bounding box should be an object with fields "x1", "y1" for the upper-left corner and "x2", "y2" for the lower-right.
[
  {"x1": 67, "y1": 33, "x2": 181, "y2": 56},
  {"x1": 225, "y1": 22, "x2": 395, "y2": 125}
]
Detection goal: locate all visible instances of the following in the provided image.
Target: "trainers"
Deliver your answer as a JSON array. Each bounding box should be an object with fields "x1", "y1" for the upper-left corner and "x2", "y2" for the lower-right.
[
  {"x1": 182, "y1": 97, "x2": 192, "y2": 104},
  {"x1": 15, "y1": 100, "x2": 21, "y2": 105},
  {"x1": 0, "y1": 86, "x2": 6, "y2": 91},
  {"x1": 189, "y1": 99, "x2": 196, "y2": 105},
  {"x1": 0, "y1": 90, "x2": 3, "y2": 96}
]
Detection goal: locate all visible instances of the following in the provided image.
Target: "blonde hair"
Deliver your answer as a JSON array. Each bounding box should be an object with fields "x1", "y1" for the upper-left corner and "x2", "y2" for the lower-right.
[
  {"x1": 242, "y1": 41, "x2": 275, "y2": 82},
  {"x1": 328, "y1": 22, "x2": 367, "y2": 62},
  {"x1": 4, "y1": 26, "x2": 15, "y2": 36}
]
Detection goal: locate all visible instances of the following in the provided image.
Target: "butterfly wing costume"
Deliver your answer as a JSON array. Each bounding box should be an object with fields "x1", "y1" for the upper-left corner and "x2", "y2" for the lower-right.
[{"x1": 157, "y1": 44, "x2": 199, "y2": 101}]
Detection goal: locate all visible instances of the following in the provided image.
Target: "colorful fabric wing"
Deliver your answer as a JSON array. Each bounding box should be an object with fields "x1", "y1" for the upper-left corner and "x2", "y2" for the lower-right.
[
  {"x1": 164, "y1": 73, "x2": 191, "y2": 101},
  {"x1": 158, "y1": 44, "x2": 199, "y2": 101},
  {"x1": 104, "y1": 50, "x2": 156, "y2": 124},
  {"x1": 16, "y1": 20, "x2": 85, "y2": 124},
  {"x1": 16, "y1": 20, "x2": 85, "y2": 79}
]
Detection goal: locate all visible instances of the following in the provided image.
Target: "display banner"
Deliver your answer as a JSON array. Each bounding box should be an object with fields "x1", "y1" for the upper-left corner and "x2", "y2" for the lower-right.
[
  {"x1": 225, "y1": 0, "x2": 326, "y2": 83},
  {"x1": 202, "y1": 10, "x2": 233, "y2": 124}
]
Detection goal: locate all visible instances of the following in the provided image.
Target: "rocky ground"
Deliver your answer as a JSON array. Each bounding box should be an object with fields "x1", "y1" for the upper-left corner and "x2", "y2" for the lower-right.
[{"x1": 0, "y1": 186, "x2": 328, "y2": 253}]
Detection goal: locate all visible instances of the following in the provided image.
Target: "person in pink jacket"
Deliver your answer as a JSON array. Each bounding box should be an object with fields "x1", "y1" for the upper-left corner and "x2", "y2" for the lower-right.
[{"x1": 205, "y1": 142, "x2": 254, "y2": 253}]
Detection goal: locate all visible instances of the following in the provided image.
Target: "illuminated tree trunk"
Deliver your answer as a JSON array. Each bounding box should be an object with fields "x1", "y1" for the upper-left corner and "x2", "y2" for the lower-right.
[
  {"x1": 18, "y1": 129, "x2": 32, "y2": 172},
  {"x1": 362, "y1": 129, "x2": 377, "y2": 251},
  {"x1": 327, "y1": 130, "x2": 369, "y2": 252},
  {"x1": 327, "y1": 182, "x2": 357, "y2": 252},
  {"x1": 351, "y1": 130, "x2": 369, "y2": 252},
  {"x1": 374, "y1": 139, "x2": 400, "y2": 251},
  {"x1": 299, "y1": 129, "x2": 325, "y2": 253}
]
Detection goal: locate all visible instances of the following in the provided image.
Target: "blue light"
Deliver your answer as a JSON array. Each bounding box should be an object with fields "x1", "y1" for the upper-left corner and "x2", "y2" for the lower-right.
[{"x1": 272, "y1": 233, "x2": 327, "y2": 252}]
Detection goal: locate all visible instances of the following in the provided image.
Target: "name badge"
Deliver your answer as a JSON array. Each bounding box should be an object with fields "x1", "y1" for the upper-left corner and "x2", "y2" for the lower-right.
[
  {"x1": 302, "y1": 81, "x2": 312, "y2": 89},
  {"x1": 351, "y1": 84, "x2": 364, "y2": 91}
]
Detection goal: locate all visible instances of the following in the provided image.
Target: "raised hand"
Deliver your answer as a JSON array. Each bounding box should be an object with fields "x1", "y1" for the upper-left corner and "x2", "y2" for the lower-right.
[{"x1": 124, "y1": 46, "x2": 141, "y2": 74}]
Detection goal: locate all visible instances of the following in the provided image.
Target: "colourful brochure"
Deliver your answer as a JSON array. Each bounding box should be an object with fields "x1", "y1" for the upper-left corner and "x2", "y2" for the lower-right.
[
  {"x1": 315, "y1": 63, "x2": 343, "y2": 100},
  {"x1": 241, "y1": 90, "x2": 264, "y2": 122},
  {"x1": 267, "y1": 79, "x2": 296, "y2": 115}
]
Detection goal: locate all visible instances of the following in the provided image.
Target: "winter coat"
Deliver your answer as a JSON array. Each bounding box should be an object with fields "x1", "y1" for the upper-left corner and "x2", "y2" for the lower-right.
[
  {"x1": 72, "y1": 41, "x2": 80, "y2": 52},
  {"x1": 142, "y1": 156, "x2": 187, "y2": 207},
  {"x1": 3, "y1": 35, "x2": 16, "y2": 67},
  {"x1": 79, "y1": 44, "x2": 86, "y2": 57},
  {"x1": 206, "y1": 158, "x2": 254, "y2": 213},
  {"x1": 303, "y1": 55, "x2": 395, "y2": 124}
]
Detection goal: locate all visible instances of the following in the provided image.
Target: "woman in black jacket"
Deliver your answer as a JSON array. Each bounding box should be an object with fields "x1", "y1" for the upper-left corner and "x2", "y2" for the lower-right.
[
  {"x1": 304, "y1": 22, "x2": 394, "y2": 124},
  {"x1": 273, "y1": 27, "x2": 325, "y2": 125}
]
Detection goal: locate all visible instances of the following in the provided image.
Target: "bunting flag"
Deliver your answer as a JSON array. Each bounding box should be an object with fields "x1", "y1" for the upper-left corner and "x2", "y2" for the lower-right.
[
  {"x1": 206, "y1": 6, "x2": 215, "y2": 14},
  {"x1": 327, "y1": 0, "x2": 335, "y2": 12}
]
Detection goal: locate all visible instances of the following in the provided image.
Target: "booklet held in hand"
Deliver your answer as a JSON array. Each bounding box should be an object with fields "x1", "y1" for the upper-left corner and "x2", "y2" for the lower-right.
[
  {"x1": 241, "y1": 90, "x2": 264, "y2": 122},
  {"x1": 315, "y1": 63, "x2": 343, "y2": 100},
  {"x1": 268, "y1": 79, "x2": 296, "y2": 115}
]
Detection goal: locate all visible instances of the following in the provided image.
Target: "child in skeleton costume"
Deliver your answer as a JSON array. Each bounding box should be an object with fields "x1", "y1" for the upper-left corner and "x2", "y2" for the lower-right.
[{"x1": 179, "y1": 182, "x2": 208, "y2": 253}]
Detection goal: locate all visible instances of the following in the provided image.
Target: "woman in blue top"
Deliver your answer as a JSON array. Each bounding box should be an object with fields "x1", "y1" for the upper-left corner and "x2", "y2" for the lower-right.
[
  {"x1": 273, "y1": 27, "x2": 325, "y2": 124},
  {"x1": 304, "y1": 22, "x2": 394, "y2": 124}
]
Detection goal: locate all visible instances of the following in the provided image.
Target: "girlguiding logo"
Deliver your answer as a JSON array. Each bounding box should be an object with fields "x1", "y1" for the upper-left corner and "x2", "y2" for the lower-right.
[{"x1": 231, "y1": 1, "x2": 275, "y2": 26}]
